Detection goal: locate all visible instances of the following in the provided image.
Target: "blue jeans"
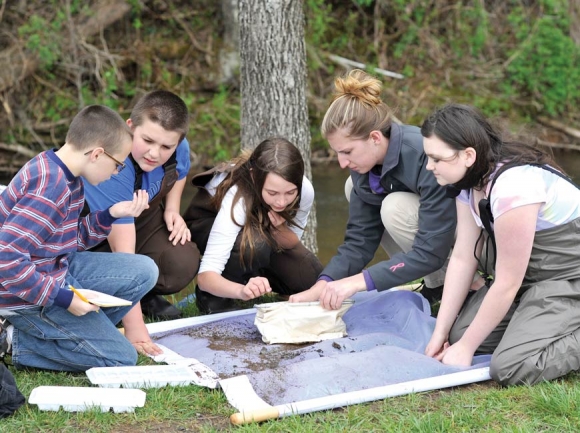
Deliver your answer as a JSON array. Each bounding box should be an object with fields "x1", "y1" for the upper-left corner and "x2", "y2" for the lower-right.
[{"x1": 8, "y1": 251, "x2": 158, "y2": 372}]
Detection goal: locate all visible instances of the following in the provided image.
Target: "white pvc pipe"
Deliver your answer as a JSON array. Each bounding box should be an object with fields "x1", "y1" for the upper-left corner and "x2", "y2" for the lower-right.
[{"x1": 230, "y1": 367, "x2": 491, "y2": 424}]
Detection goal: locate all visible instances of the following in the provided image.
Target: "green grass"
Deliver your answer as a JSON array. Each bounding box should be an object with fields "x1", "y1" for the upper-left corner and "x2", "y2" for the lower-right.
[{"x1": 4, "y1": 293, "x2": 580, "y2": 432}]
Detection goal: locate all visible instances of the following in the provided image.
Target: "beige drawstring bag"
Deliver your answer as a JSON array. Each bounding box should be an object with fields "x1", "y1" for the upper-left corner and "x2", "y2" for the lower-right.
[{"x1": 254, "y1": 300, "x2": 354, "y2": 344}]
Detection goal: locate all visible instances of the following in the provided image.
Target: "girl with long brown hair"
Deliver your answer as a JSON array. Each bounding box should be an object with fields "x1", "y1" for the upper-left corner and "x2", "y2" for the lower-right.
[{"x1": 184, "y1": 137, "x2": 323, "y2": 314}]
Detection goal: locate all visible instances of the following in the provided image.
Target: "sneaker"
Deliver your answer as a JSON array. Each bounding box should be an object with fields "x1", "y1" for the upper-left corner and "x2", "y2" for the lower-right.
[
  {"x1": 0, "y1": 317, "x2": 12, "y2": 359},
  {"x1": 419, "y1": 284, "x2": 443, "y2": 304},
  {"x1": 195, "y1": 286, "x2": 238, "y2": 315},
  {"x1": 141, "y1": 295, "x2": 182, "y2": 321},
  {"x1": 413, "y1": 281, "x2": 443, "y2": 316}
]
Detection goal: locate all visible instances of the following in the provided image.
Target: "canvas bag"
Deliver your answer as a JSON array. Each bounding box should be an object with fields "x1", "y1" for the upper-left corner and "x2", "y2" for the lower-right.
[
  {"x1": 254, "y1": 301, "x2": 354, "y2": 344},
  {"x1": 0, "y1": 363, "x2": 25, "y2": 418},
  {"x1": 0, "y1": 184, "x2": 25, "y2": 418}
]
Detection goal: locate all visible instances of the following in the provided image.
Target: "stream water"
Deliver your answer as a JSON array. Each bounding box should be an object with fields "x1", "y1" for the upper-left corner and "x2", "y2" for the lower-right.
[{"x1": 1, "y1": 148, "x2": 579, "y2": 295}]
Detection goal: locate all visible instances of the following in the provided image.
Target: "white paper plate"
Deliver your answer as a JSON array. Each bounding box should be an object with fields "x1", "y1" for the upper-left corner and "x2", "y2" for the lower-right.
[
  {"x1": 86, "y1": 364, "x2": 198, "y2": 388},
  {"x1": 28, "y1": 386, "x2": 146, "y2": 413}
]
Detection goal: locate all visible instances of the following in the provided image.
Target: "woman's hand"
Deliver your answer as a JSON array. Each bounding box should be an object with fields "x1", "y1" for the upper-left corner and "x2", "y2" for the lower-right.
[
  {"x1": 435, "y1": 339, "x2": 474, "y2": 367},
  {"x1": 109, "y1": 190, "x2": 149, "y2": 218},
  {"x1": 239, "y1": 277, "x2": 272, "y2": 301},
  {"x1": 425, "y1": 330, "x2": 449, "y2": 359},
  {"x1": 289, "y1": 280, "x2": 325, "y2": 303},
  {"x1": 319, "y1": 276, "x2": 364, "y2": 310},
  {"x1": 164, "y1": 211, "x2": 191, "y2": 245}
]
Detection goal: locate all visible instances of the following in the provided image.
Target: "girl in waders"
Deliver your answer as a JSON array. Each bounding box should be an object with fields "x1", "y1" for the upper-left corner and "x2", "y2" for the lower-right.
[{"x1": 422, "y1": 103, "x2": 580, "y2": 386}]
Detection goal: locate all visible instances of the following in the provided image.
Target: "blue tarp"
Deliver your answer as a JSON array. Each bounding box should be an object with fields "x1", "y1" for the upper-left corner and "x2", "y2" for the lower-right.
[{"x1": 154, "y1": 290, "x2": 491, "y2": 406}]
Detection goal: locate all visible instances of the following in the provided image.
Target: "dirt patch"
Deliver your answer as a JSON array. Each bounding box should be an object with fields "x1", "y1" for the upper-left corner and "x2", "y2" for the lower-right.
[{"x1": 177, "y1": 318, "x2": 314, "y2": 375}]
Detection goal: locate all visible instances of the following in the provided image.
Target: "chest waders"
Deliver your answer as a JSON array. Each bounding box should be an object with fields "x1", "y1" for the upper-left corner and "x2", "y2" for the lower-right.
[
  {"x1": 89, "y1": 152, "x2": 200, "y2": 320},
  {"x1": 449, "y1": 164, "x2": 580, "y2": 385}
]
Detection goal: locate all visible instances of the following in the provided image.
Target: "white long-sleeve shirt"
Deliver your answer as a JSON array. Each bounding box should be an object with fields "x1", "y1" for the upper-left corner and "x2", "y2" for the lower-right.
[{"x1": 199, "y1": 172, "x2": 314, "y2": 275}]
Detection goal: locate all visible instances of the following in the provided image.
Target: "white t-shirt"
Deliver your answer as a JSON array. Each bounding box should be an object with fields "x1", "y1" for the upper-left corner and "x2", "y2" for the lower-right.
[
  {"x1": 458, "y1": 165, "x2": 580, "y2": 231},
  {"x1": 199, "y1": 172, "x2": 315, "y2": 275}
]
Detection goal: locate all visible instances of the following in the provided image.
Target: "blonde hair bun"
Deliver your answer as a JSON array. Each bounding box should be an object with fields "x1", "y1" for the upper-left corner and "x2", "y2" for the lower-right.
[{"x1": 332, "y1": 69, "x2": 382, "y2": 107}]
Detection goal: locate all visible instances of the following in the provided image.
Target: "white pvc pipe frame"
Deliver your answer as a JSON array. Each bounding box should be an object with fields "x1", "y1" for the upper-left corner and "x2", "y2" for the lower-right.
[
  {"x1": 145, "y1": 303, "x2": 492, "y2": 425},
  {"x1": 229, "y1": 367, "x2": 491, "y2": 424}
]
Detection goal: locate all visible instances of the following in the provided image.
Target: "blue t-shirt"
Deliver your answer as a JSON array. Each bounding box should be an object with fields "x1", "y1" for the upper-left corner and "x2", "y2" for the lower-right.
[{"x1": 83, "y1": 138, "x2": 191, "y2": 224}]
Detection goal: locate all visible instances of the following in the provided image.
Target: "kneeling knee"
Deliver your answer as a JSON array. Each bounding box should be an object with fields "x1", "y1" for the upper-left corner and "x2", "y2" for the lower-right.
[
  {"x1": 490, "y1": 351, "x2": 538, "y2": 386},
  {"x1": 138, "y1": 255, "x2": 160, "y2": 289},
  {"x1": 157, "y1": 245, "x2": 200, "y2": 294}
]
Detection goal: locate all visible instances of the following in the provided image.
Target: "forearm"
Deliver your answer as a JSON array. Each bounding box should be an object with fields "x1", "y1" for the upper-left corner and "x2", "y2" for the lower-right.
[
  {"x1": 164, "y1": 178, "x2": 186, "y2": 214},
  {"x1": 272, "y1": 225, "x2": 299, "y2": 249},
  {"x1": 107, "y1": 223, "x2": 137, "y2": 254},
  {"x1": 122, "y1": 303, "x2": 149, "y2": 332},
  {"x1": 340, "y1": 273, "x2": 367, "y2": 292},
  {"x1": 433, "y1": 254, "x2": 478, "y2": 338},
  {"x1": 456, "y1": 204, "x2": 539, "y2": 351},
  {"x1": 197, "y1": 271, "x2": 245, "y2": 299}
]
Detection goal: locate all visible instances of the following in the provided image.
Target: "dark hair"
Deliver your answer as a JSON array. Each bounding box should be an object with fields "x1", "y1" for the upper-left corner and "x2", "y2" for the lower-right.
[
  {"x1": 130, "y1": 90, "x2": 189, "y2": 141},
  {"x1": 321, "y1": 69, "x2": 392, "y2": 140},
  {"x1": 421, "y1": 103, "x2": 562, "y2": 190},
  {"x1": 66, "y1": 105, "x2": 131, "y2": 154},
  {"x1": 213, "y1": 137, "x2": 305, "y2": 266}
]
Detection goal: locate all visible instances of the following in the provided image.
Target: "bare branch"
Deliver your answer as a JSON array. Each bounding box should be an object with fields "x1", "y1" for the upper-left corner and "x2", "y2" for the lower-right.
[
  {"x1": 0, "y1": 142, "x2": 37, "y2": 158},
  {"x1": 538, "y1": 116, "x2": 580, "y2": 140},
  {"x1": 535, "y1": 138, "x2": 580, "y2": 152},
  {"x1": 327, "y1": 54, "x2": 405, "y2": 80},
  {"x1": 0, "y1": 0, "x2": 130, "y2": 93}
]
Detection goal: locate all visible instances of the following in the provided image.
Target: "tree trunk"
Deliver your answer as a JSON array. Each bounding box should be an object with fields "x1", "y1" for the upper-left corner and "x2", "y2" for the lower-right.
[
  {"x1": 219, "y1": 0, "x2": 240, "y2": 84},
  {"x1": 571, "y1": 1, "x2": 580, "y2": 45},
  {"x1": 239, "y1": 0, "x2": 318, "y2": 254}
]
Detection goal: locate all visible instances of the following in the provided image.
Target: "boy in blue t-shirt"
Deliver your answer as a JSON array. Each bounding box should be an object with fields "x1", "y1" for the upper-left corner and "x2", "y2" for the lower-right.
[
  {"x1": 83, "y1": 91, "x2": 200, "y2": 322},
  {"x1": 0, "y1": 105, "x2": 160, "y2": 371}
]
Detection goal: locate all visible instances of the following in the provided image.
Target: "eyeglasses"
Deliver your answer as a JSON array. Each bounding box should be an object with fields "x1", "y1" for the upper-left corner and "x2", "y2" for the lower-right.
[{"x1": 84, "y1": 149, "x2": 126, "y2": 173}]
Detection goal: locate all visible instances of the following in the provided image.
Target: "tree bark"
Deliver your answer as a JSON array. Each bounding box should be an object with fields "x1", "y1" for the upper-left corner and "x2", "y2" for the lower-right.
[
  {"x1": 239, "y1": 0, "x2": 318, "y2": 254},
  {"x1": 0, "y1": 0, "x2": 130, "y2": 93},
  {"x1": 219, "y1": 0, "x2": 240, "y2": 84},
  {"x1": 570, "y1": 1, "x2": 580, "y2": 45}
]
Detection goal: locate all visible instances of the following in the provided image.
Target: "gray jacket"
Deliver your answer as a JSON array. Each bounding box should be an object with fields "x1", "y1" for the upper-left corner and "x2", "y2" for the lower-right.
[{"x1": 322, "y1": 123, "x2": 457, "y2": 290}]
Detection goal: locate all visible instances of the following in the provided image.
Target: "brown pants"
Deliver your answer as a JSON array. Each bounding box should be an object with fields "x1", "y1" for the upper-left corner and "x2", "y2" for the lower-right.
[
  {"x1": 92, "y1": 204, "x2": 200, "y2": 296},
  {"x1": 184, "y1": 188, "x2": 323, "y2": 295},
  {"x1": 449, "y1": 218, "x2": 580, "y2": 385}
]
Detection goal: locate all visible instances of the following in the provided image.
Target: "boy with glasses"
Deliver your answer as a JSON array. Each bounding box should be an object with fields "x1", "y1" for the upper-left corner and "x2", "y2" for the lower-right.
[{"x1": 0, "y1": 105, "x2": 160, "y2": 371}]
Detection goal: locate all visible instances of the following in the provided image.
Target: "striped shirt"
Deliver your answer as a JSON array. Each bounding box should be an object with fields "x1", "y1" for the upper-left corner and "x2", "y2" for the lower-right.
[{"x1": 0, "y1": 150, "x2": 115, "y2": 310}]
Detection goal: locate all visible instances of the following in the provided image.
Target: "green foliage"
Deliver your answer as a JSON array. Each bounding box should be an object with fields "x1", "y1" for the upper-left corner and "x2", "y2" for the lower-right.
[
  {"x1": 304, "y1": 0, "x2": 337, "y2": 52},
  {"x1": 504, "y1": 12, "x2": 580, "y2": 116},
  {"x1": 302, "y1": 0, "x2": 579, "y2": 130},
  {"x1": 189, "y1": 86, "x2": 241, "y2": 163},
  {"x1": 3, "y1": 0, "x2": 580, "y2": 164},
  {"x1": 18, "y1": 15, "x2": 62, "y2": 67},
  {"x1": 353, "y1": 0, "x2": 374, "y2": 7}
]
